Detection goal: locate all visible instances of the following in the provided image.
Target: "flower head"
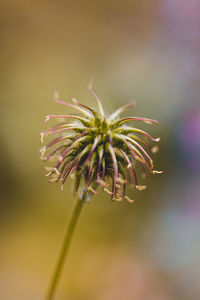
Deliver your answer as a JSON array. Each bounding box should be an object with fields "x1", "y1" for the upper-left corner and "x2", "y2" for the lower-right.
[{"x1": 40, "y1": 82, "x2": 162, "y2": 202}]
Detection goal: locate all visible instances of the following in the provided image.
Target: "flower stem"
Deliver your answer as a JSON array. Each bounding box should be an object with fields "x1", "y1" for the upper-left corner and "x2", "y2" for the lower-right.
[{"x1": 45, "y1": 196, "x2": 85, "y2": 300}]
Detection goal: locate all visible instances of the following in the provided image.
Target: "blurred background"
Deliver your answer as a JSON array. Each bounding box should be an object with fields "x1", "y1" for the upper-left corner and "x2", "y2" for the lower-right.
[{"x1": 0, "y1": 1, "x2": 200, "y2": 299}]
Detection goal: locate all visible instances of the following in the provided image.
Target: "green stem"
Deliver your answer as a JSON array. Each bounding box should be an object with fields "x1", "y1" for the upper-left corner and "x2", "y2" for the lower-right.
[{"x1": 45, "y1": 196, "x2": 85, "y2": 300}]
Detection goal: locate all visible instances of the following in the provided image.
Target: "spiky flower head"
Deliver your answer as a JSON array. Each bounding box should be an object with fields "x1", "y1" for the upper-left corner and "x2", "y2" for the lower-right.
[{"x1": 40, "y1": 82, "x2": 162, "y2": 202}]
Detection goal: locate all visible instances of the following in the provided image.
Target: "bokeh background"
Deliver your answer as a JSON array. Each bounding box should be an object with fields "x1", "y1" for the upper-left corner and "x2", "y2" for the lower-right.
[{"x1": 1, "y1": 1, "x2": 200, "y2": 299}]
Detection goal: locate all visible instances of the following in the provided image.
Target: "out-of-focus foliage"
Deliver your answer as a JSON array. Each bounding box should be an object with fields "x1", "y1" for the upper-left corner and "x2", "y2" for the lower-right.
[{"x1": 0, "y1": 1, "x2": 200, "y2": 299}]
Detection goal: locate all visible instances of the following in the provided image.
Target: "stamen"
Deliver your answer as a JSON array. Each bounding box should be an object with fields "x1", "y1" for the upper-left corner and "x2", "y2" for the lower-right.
[
  {"x1": 125, "y1": 195, "x2": 135, "y2": 203},
  {"x1": 72, "y1": 98, "x2": 97, "y2": 117},
  {"x1": 86, "y1": 152, "x2": 97, "y2": 191},
  {"x1": 109, "y1": 101, "x2": 136, "y2": 120},
  {"x1": 97, "y1": 146, "x2": 104, "y2": 177},
  {"x1": 45, "y1": 114, "x2": 90, "y2": 126},
  {"x1": 40, "y1": 132, "x2": 44, "y2": 143},
  {"x1": 118, "y1": 134, "x2": 154, "y2": 169},
  {"x1": 40, "y1": 146, "x2": 46, "y2": 157},
  {"x1": 136, "y1": 185, "x2": 146, "y2": 191},
  {"x1": 119, "y1": 150, "x2": 138, "y2": 188},
  {"x1": 85, "y1": 135, "x2": 101, "y2": 163},
  {"x1": 54, "y1": 91, "x2": 93, "y2": 119},
  {"x1": 116, "y1": 127, "x2": 160, "y2": 142},
  {"x1": 119, "y1": 137, "x2": 154, "y2": 174},
  {"x1": 117, "y1": 177, "x2": 127, "y2": 184},
  {"x1": 104, "y1": 188, "x2": 113, "y2": 195},
  {"x1": 88, "y1": 187, "x2": 98, "y2": 194},
  {"x1": 88, "y1": 78, "x2": 105, "y2": 120},
  {"x1": 151, "y1": 146, "x2": 159, "y2": 153},
  {"x1": 108, "y1": 143, "x2": 118, "y2": 198},
  {"x1": 114, "y1": 197, "x2": 123, "y2": 202},
  {"x1": 48, "y1": 177, "x2": 59, "y2": 183},
  {"x1": 46, "y1": 145, "x2": 66, "y2": 162},
  {"x1": 96, "y1": 178, "x2": 109, "y2": 187},
  {"x1": 117, "y1": 117, "x2": 159, "y2": 126},
  {"x1": 50, "y1": 135, "x2": 88, "y2": 171}
]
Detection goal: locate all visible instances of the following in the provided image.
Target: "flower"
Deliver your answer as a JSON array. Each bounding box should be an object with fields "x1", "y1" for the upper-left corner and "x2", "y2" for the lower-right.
[{"x1": 40, "y1": 81, "x2": 162, "y2": 202}]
